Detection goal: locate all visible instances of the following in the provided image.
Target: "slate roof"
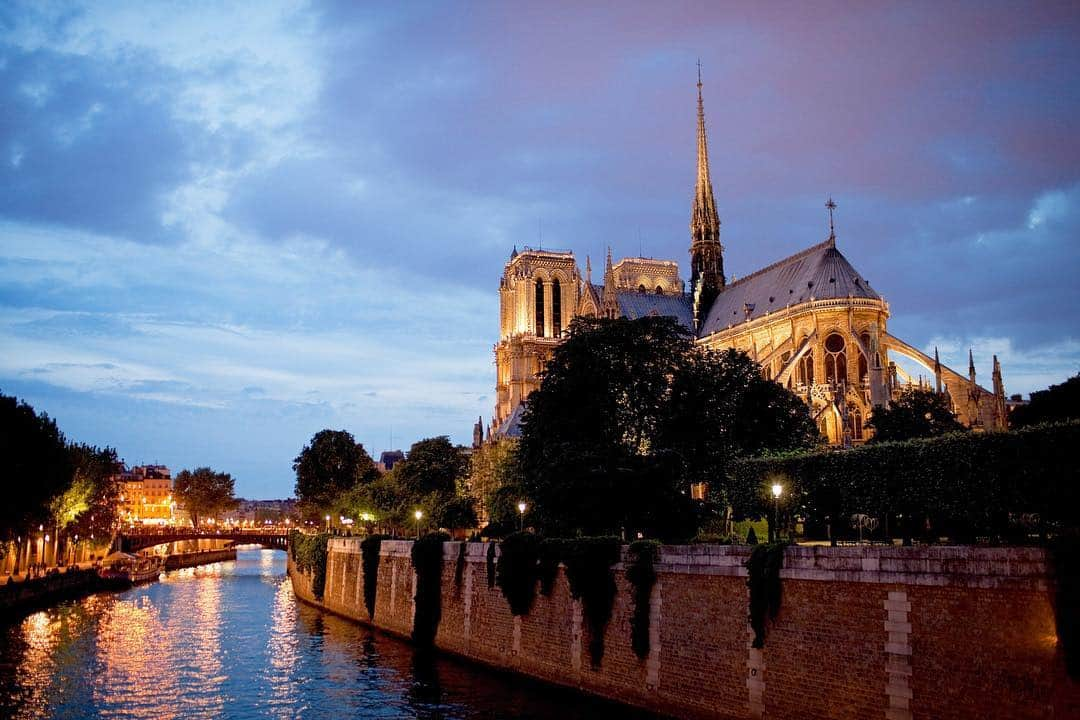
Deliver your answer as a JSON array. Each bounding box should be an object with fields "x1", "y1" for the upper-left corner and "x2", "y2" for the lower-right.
[
  {"x1": 495, "y1": 401, "x2": 526, "y2": 438},
  {"x1": 699, "y1": 239, "x2": 880, "y2": 337},
  {"x1": 616, "y1": 291, "x2": 694, "y2": 330}
]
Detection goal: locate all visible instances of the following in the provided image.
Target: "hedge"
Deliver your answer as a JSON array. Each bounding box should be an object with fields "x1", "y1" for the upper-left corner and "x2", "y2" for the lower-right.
[{"x1": 727, "y1": 421, "x2": 1080, "y2": 543}]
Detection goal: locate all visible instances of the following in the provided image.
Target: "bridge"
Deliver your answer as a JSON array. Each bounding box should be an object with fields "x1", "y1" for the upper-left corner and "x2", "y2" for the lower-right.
[{"x1": 117, "y1": 529, "x2": 291, "y2": 553}]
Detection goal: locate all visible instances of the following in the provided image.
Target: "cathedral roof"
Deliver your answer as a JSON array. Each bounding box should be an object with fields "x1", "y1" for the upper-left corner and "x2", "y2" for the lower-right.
[
  {"x1": 495, "y1": 401, "x2": 526, "y2": 439},
  {"x1": 616, "y1": 291, "x2": 694, "y2": 329},
  {"x1": 699, "y1": 238, "x2": 880, "y2": 336}
]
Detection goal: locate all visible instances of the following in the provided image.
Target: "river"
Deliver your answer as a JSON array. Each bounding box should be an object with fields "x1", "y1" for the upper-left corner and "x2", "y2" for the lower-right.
[{"x1": 0, "y1": 548, "x2": 660, "y2": 719}]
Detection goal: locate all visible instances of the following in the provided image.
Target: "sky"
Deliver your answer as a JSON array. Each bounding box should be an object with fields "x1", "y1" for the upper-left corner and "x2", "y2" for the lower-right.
[{"x1": 1, "y1": 1, "x2": 1078, "y2": 499}]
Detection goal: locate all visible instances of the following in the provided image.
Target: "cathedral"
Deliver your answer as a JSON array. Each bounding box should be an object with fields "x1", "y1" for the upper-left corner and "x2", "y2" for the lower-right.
[{"x1": 490, "y1": 75, "x2": 1008, "y2": 446}]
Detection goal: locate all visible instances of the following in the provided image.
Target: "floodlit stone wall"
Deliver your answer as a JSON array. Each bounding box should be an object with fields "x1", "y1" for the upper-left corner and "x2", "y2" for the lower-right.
[{"x1": 289, "y1": 540, "x2": 1079, "y2": 720}]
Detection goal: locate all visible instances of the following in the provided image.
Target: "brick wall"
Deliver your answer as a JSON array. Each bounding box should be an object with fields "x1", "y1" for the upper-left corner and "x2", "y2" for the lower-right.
[{"x1": 289, "y1": 541, "x2": 1079, "y2": 719}]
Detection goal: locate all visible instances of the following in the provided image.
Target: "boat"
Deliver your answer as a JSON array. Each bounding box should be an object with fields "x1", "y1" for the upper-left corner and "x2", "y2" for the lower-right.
[{"x1": 98, "y1": 552, "x2": 162, "y2": 586}]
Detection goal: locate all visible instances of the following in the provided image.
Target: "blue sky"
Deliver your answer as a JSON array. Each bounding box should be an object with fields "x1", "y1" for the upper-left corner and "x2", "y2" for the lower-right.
[{"x1": 1, "y1": 2, "x2": 1078, "y2": 498}]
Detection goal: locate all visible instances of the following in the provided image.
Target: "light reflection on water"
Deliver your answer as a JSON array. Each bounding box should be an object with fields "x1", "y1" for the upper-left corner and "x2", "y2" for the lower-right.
[{"x1": 0, "y1": 550, "x2": 661, "y2": 720}]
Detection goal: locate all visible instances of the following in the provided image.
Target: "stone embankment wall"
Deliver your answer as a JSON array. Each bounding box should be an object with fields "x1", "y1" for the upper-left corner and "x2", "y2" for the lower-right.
[{"x1": 289, "y1": 541, "x2": 1079, "y2": 719}]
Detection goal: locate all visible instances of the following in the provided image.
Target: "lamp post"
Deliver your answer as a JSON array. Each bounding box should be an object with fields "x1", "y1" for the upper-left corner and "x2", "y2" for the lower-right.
[
  {"x1": 325, "y1": 514, "x2": 331, "y2": 533},
  {"x1": 517, "y1": 501, "x2": 527, "y2": 532},
  {"x1": 414, "y1": 509, "x2": 423, "y2": 539},
  {"x1": 771, "y1": 483, "x2": 783, "y2": 543}
]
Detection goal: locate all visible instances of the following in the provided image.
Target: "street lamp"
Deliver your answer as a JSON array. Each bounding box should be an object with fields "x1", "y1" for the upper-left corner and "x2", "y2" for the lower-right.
[
  {"x1": 517, "y1": 501, "x2": 527, "y2": 532},
  {"x1": 771, "y1": 483, "x2": 783, "y2": 542},
  {"x1": 325, "y1": 514, "x2": 331, "y2": 533},
  {"x1": 414, "y1": 509, "x2": 423, "y2": 539}
]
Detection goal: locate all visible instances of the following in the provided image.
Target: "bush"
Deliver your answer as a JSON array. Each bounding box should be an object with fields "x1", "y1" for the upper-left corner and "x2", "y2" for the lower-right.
[
  {"x1": 411, "y1": 532, "x2": 449, "y2": 645},
  {"x1": 290, "y1": 531, "x2": 330, "y2": 600},
  {"x1": 360, "y1": 534, "x2": 385, "y2": 619},
  {"x1": 626, "y1": 540, "x2": 660, "y2": 659},
  {"x1": 746, "y1": 542, "x2": 786, "y2": 648},
  {"x1": 728, "y1": 421, "x2": 1080, "y2": 543},
  {"x1": 496, "y1": 532, "x2": 541, "y2": 616}
]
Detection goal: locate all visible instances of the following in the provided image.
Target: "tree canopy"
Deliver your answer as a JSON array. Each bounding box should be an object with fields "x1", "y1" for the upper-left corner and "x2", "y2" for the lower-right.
[
  {"x1": 866, "y1": 386, "x2": 965, "y2": 442},
  {"x1": 293, "y1": 429, "x2": 378, "y2": 513},
  {"x1": 517, "y1": 316, "x2": 818, "y2": 540},
  {"x1": 174, "y1": 467, "x2": 238, "y2": 527},
  {"x1": 1010, "y1": 373, "x2": 1080, "y2": 427},
  {"x1": 0, "y1": 391, "x2": 72, "y2": 539}
]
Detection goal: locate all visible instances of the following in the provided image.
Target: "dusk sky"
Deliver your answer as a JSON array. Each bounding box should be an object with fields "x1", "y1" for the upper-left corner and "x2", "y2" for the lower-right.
[{"x1": 2, "y1": 2, "x2": 1078, "y2": 498}]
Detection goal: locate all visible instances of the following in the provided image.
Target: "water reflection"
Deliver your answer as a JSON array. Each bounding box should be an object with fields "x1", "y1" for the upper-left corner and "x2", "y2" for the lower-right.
[{"x1": 0, "y1": 550, "x2": 661, "y2": 720}]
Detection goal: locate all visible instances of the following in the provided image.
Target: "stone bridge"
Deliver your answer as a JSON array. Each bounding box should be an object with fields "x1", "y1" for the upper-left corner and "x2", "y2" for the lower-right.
[{"x1": 117, "y1": 529, "x2": 290, "y2": 553}]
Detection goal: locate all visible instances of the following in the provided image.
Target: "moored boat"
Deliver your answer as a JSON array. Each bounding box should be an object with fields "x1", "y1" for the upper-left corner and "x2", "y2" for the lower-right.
[{"x1": 98, "y1": 552, "x2": 162, "y2": 586}]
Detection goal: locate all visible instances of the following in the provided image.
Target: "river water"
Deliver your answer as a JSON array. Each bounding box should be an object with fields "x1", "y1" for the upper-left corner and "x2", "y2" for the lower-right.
[{"x1": 0, "y1": 549, "x2": 659, "y2": 719}]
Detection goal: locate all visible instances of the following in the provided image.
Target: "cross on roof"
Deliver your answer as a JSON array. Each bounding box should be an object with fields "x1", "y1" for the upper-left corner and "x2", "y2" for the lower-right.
[{"x1": 826, "y1": 197, "x2": 837, "y2": 237}]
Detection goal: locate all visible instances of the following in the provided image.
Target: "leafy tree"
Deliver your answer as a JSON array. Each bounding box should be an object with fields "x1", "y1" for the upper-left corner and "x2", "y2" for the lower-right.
[
  {"x1": 866, "y1": 386, "x2": 965, "y2": 442},
  {"x1": 517, "y1": 317, "x2": 817, "y2": 540},
  {"x1": 0, "y1": 392, "x2": 72, "y2": 545},
  {"x1": 174, "y1": 467, "x2": 238, "y2": 527},
  {"x1": 66, "y1": 444, "x2": 123, "y2": 540},
  {"x1": 469, "y1": 438, "x2": 519, "y2": 524},
  {"x1": 393, "y1": 436, "x2": 468, "y2": 498},
  {"x1": 1010, "y1": 373, "x2": 1080, "y2": 427},
  {"x1": 293, "y1": 429, "x2": 378, "y2": 513}
]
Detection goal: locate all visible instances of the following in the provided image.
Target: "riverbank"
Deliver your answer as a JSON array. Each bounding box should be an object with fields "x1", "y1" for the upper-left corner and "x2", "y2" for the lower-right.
[
  {"x1": 0, "y1": 567, "x2": 111, "y2": 618},
  {"x1": 290, "y1": 539, "x2": 1079, "y2": 720}
]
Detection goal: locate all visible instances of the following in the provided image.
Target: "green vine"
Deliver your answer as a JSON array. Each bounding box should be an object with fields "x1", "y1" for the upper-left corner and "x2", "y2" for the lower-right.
[
  {"x1": 360, "y1": 534, "x2": 384, "y2": 620},
  {"x1": 454, "y1": 541, "x2": 467, "y2": 591},
  {"x1": 1050, "y1": 533, "x2": 1080, "y2": 679},
  {"x1": 626, "y1": 540, "x2": 660, "y2": 659},
  {"x1": 745, "y1": 542, "x2": 786, "y2": 648},
  {"x1": 561, "y1": 536, "x2": 621, "y2": 667},
  {"x1": 411, "y1": 532, "x2": 449, "y2": 645},
  {"x1": 537, "y1": 538, "x2": 562, "y2": 596},
  {"x1": 290, "y1": 531, "x2": 330, "y2": 600},
  {"x1": 486, "y1": 542, "x2": 497, "y2": 589},
  {"x1": 497, "y1": 532, "x2": 541, "y2": 616}
]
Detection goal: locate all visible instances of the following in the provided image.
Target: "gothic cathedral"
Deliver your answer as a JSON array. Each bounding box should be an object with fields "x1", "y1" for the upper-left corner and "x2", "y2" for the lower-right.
[{"x1": 491, "y1": 75, "x2": 1008, "y2": 445}]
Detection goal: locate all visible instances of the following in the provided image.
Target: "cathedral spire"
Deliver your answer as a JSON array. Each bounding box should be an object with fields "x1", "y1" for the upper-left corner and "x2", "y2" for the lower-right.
[
  {"x1": 933, "y1": 346, "x2": 942, "y2": 394},
  {"x1": 689, "y1": 62, "x2": 725, "y2": 332}
]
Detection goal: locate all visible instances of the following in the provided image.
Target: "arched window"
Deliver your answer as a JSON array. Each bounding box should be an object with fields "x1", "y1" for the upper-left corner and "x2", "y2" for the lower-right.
[
  {"x1": 552, "y1": 279, "x2": 562, "y2": 336},
  {"x1": 638, "y1": 284, "x2": 647, "y2": 293},
  {"x1": 797, "y1": 343, "x2": 814, "y2": 385},
  {"x1": 851, "y1": 407, "x2": 864, "y2": 440},
  {"x1": 824, "y1": 333, "x2": 846, "y2": 384},
  {"x1": 655, "y1": 285, "x2": 664, "y2": 294},
  {"x1": 858, "y1": 332, "x2": 870, "y2": 383},
  {"x1": 535, "y1": 279, "x2": 545, "y2": 337}
]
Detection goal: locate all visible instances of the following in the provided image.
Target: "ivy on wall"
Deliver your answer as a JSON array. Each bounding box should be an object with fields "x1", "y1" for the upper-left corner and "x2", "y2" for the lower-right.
[
  {"x1": 411, "y1": 532, "x2": 449, "y2": 645},
  {"x1": 559, "y1": 536, "x2": 621, "y2": 667},
  {"x1": 360, "y1": 534, "x2": 384, "y2": 620},
  {"x1": 1050, "y1": 533, "x2": 1080, "y2": 680},
  {"x1": 496, "y1": 532, "x2": 541, "y2": 616},
  {"x1": 486, "y1": 542, "x2": 497, "y2": 589},
  {"x1": 454, "y1": 541, "x2": 467, "y2": 591},
  {"x1": 290, "y1": 531, "x2": 331, "y2": 600},
  {"x1": 537, "y1": 539, "x2": 562, "y2": 596},
  {"x1": 626, "y1": 540, "x2": 660, "y2": 659},
  {"x1": 746, "y1": 542, "x2": 786, "y2": 648}
]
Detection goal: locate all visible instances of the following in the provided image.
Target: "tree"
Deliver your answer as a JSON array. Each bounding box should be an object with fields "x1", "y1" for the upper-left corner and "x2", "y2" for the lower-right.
[
  {"x1": 517, "y1": 317, "x2": 818, "y2": 540},
  {"x1": 469, "y1": 438, "x2": 519, "y2": 524},
  {"x1": 393, "y1": 436, "x2": 469, "y2": 498},
  {"x1": 174, "y1": 467, "x2": 238, "y2": 527},
  {"x1": 866, "y1": 387, "x2": 965, "y2": 442},
  {"x1": 293, "y1": 429, "x2": 378, "y2": 514},
  {"x1": 0, "y1": 392, "x2": 72, "y2": 546},
  {"x1": 66, "y1": 444, "x2": 123, "y2": 539},
  {"x1": 1010, "y1": 373, "x2": 1080, "y2": 427}
]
